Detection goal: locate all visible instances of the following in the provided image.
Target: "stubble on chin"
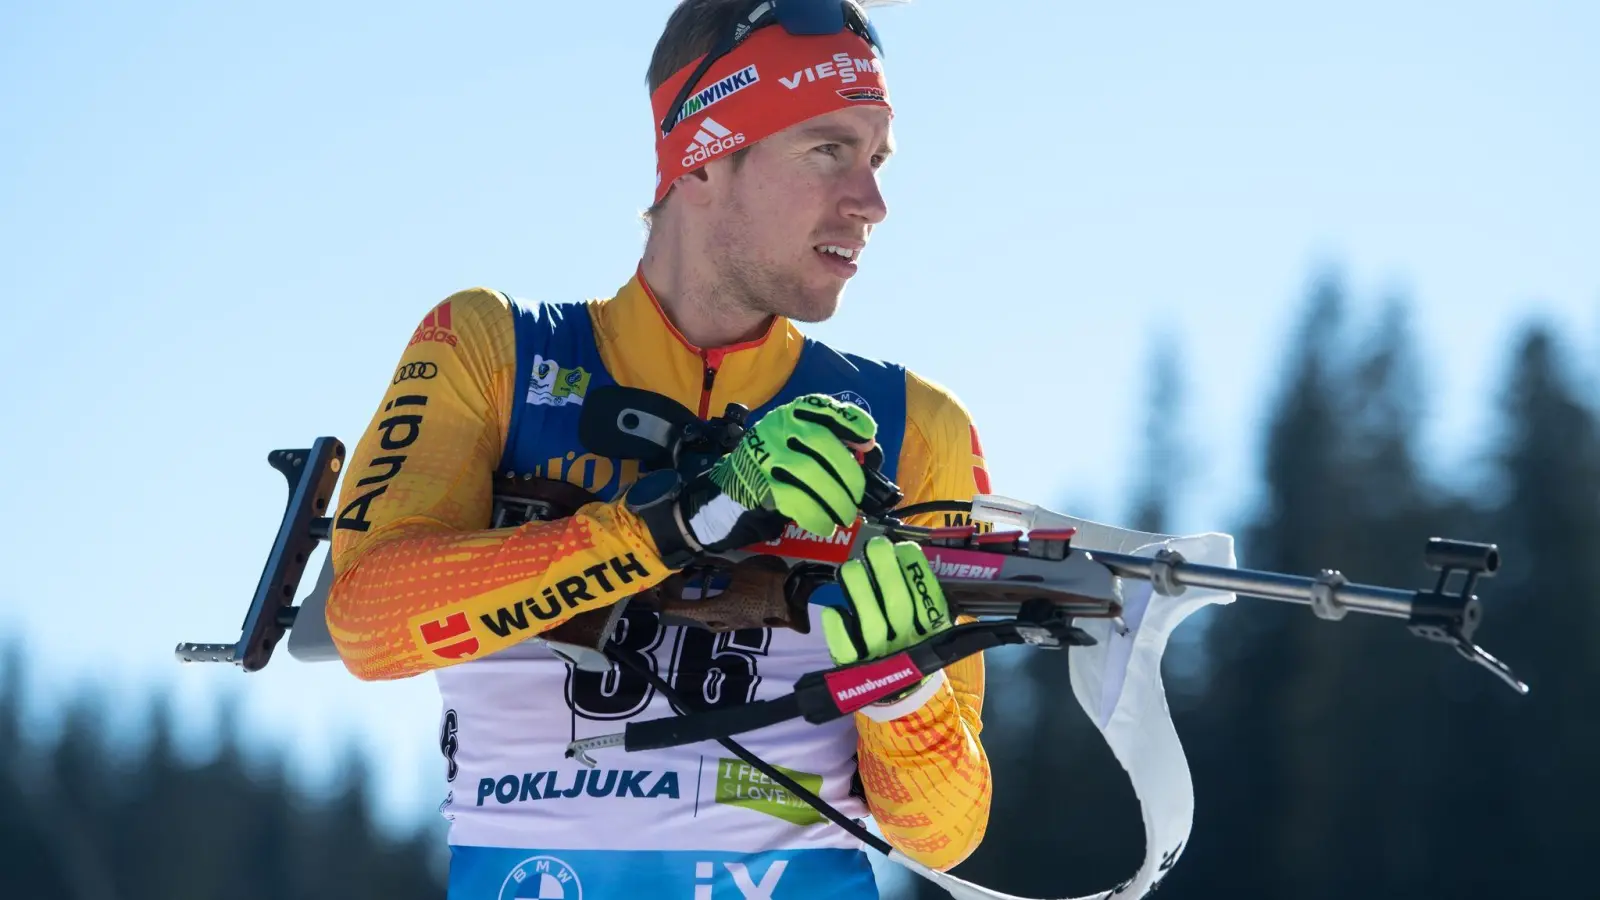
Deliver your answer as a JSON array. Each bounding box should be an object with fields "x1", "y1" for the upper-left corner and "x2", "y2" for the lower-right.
[
  {"x1": 769, "y1": 284, "x2": 842, "y2": 324},
  {"x1": 722, "y1": 255, "x2": 842, "y2": 325}
]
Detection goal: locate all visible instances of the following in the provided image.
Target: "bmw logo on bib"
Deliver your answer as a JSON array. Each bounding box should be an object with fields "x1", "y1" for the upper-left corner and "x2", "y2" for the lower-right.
[{"x1": 500, "y1": 855, "x2": 582, "y2": 900}]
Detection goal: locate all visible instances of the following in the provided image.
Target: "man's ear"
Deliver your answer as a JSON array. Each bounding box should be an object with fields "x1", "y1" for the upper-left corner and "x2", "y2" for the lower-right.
[{"x1": 671, "y1": 166, "x2": 718, "y2": 209}]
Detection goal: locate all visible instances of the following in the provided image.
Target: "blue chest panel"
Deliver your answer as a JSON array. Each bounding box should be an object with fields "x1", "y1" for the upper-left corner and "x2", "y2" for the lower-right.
[{"x1": 500, "y1": 299, "x2": 907, "y2": 501}]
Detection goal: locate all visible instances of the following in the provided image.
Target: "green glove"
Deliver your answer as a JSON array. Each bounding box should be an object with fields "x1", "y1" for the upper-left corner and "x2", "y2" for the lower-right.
[
  {"x1": 823, "y1": 536, "x2": 953, "y2": 670},
  {"x1": 681, "y1": 393, "x2": 878, "y2": 552}
]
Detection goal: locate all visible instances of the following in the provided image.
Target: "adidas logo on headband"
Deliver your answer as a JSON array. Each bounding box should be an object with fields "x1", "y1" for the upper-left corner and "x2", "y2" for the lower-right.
[{"x1": 682, "y1": 117, "x2": 747, "y2": 167}]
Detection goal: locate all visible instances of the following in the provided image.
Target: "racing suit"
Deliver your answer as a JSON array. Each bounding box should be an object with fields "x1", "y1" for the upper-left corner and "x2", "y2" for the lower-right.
[{"x1": 325, "y1": 266, "x2": 993, "y2": 899}]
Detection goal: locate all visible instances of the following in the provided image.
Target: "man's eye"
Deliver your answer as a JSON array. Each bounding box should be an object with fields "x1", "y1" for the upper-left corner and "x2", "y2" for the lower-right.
[{"x1": 815, "y1": 144, "x2": 840, "y2": 157}]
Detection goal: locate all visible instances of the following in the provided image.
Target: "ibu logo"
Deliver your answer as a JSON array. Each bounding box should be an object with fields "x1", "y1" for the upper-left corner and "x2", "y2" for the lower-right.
[{"x1": 500, "y1": 855, "x2": 581, "y2": 900}]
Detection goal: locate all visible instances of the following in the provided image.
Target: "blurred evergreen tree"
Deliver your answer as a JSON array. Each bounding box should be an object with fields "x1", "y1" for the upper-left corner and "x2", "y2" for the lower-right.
[
  {"x1": 1158, "y1": 273, "x2": 1459, "y2": 899},
  {"x1": 1455, "y1": 321, "x2": 1600, "y2": 896},
  {"x1": 0, "y1": 643, "x2": 447, "y2": 899},
  {"x1": 1129, "y1": 327, "x2": 1189, "y2": 536},
  {"x1": 1185, "y1": 269, "x2": 1372, "y2": 900}
]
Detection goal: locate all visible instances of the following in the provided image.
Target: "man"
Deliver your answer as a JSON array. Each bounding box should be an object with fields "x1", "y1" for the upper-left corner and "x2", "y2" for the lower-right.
[{"x1": 324, "y1": 1, "x2": 994, "y2": 897}]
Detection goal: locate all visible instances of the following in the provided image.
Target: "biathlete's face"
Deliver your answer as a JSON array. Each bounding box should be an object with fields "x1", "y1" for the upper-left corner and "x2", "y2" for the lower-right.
[{"x1": 704, "y1": 105, "x2": 893, "y2": 324}]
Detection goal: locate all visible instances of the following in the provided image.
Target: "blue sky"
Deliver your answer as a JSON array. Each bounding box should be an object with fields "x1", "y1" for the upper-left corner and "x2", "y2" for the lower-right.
[{"x1": 2, "y1": 0, "x2": 1596, "y2": 836}]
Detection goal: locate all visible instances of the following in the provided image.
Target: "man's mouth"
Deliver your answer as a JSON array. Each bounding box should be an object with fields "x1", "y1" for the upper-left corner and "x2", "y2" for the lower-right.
[{"x1": 815, "y1": 244, "x2": 861, "y2": 262}]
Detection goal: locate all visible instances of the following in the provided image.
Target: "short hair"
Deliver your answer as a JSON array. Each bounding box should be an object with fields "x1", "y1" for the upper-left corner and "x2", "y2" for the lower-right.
[{"x1": 647, "y1": 0, "x2": 754, "y2": 97}]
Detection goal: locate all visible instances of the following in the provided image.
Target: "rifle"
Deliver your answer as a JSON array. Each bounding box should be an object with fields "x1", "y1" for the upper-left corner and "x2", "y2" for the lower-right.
[{"x1": 173, "y1": 385, "x2": 1527, "y2": 900}]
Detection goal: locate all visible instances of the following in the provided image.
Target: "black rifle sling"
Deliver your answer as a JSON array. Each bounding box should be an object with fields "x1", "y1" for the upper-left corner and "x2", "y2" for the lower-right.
[
  {"x1": 619, "y1": 618, "x2": 1089, "y2": 753},
  {"x1": 603, "y1": 643, "x2": 895, "y2": 856},
  {"x1": 600, "y1": 615, "x2": 1092, "y2": 863}
]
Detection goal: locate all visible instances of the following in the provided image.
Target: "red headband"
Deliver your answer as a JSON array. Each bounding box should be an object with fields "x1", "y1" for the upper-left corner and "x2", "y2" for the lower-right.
[{"x1": 650, "y1": 25, "x2": 892, "y2": 204}]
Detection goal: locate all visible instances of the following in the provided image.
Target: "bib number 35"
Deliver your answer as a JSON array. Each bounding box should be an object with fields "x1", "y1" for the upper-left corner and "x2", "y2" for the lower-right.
[{"x1": 565, "y1": 607, "x2": 770, "y2": 720}]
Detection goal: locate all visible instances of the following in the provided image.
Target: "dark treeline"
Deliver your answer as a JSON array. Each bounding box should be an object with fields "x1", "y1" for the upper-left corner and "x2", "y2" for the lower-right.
[
  {"x1": 0, "y1": 656, "x2": 447, "y2": 899},
  {"x1": 3, "y1": 268, "x2": 1594, "y2": 899},
  {"x1": 916, "y1": 271, "x2": 1600, "y2": 899}
]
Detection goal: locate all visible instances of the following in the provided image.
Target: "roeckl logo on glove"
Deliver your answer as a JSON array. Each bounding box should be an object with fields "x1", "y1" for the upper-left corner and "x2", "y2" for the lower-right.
[
  {"x1": 800, "y1": 393, "x2": 862, "y2": 422},
  {"x1": 742, "y1": 429, "x2": 772, "y2": 465},
  {"x1": 906, "y1": 559, "x2": 945, "y2": 630}
]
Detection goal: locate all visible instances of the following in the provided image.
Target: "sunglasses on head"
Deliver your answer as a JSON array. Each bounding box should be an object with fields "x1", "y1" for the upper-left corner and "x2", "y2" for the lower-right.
[{"x1": 658, "y1": 0, "x2": 885, "y2": 138}]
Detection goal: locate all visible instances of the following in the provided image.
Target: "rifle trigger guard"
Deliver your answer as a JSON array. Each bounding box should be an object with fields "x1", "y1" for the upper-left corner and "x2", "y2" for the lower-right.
[
  {"x1": 1150, "y1": 548, "x2": 1187, "y2": 597},
  {"x1": 1310, "y1": 569, "x2": 1350, "y2": 621}
]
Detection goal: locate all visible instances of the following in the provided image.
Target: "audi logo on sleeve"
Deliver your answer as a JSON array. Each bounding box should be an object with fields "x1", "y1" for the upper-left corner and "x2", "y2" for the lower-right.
[{"x1": 393, "y1": 362, "x2": 439, "y2": 384}]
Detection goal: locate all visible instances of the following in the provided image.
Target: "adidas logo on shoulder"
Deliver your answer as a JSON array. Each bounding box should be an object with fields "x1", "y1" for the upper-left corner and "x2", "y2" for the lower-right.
[{"x1": 681, "y1": 117, "x2": 746, "y2": 167}]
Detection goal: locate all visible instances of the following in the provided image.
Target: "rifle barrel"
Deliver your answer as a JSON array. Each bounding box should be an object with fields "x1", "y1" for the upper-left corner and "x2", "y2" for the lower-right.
[{"x1": 1089, "y1": 550, "x2": 1417, "y2": 619}]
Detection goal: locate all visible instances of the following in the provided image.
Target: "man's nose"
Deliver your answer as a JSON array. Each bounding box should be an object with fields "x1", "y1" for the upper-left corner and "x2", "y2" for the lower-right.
[{"x1": 840, "y1": 167, "x2": 888, "y2": 225}]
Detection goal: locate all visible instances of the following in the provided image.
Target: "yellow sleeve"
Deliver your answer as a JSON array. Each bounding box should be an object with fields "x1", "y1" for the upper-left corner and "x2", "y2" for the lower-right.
[
  {"x1": 324, "y1": 289, "x2": 671, "y2": 682},
  {"x1": 853, "y1": 371, "x2": 994, "y2": 870}
]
